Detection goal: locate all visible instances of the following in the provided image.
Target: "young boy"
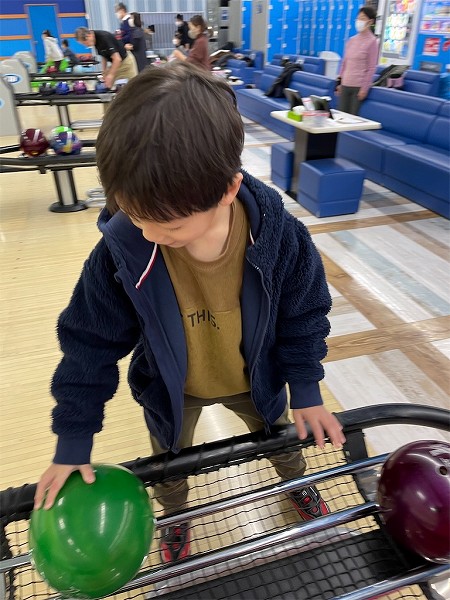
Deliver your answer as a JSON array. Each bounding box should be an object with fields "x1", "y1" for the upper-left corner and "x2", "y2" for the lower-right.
[
  {"x1": 61, "y1": 39, "x2": 80, "y2": 67},
  {"x1": 34, "y1": 63, "x2": 345, "y2": 563}
]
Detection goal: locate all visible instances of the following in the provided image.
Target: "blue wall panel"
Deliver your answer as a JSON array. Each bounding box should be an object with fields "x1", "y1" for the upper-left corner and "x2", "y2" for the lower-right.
[
  {"x1": 284, "y1": 2, "x2": 299, "y2": 55},
  {"x1": 241, "y1": 0, "x2": 251, "y2": 51},
  {"x1": 0, "y1": 40, "x2": 34, "y2": 56},
  {"x1": 267, "y1": 0, "x2": 284, "y2": 60},
  {"x1": 0, "y1": 19, "x2": 30, "y2": 36},
  {"x1": 3, "y1": 0, "x2": 85, "y2": 11},
  {"x1": 59, "y1": 16, "x2": 88, "y2": 35}
]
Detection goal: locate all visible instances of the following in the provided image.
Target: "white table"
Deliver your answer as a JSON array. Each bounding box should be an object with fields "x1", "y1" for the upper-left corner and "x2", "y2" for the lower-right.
[{"x1": 270, "y1": 109, "x2": 381, "y2": 195}]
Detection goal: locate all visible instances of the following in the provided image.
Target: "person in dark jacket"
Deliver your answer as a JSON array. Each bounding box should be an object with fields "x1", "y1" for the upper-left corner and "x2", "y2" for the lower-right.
[
  {"x1": 124, "y1": 12, "x2": 147, "y2": 72},
  {"x1": 61, "y1": 39, "x2": 80, "y2": 67},
  {"x1": 175, "y1": 13, "x2": 190, "y2": 49},
  {"x1": 115, "y1": 2, "x2": 132, "y2": 45},
  {"x1": 34, "y1": 63, "x2": 345, "y2": 564}
]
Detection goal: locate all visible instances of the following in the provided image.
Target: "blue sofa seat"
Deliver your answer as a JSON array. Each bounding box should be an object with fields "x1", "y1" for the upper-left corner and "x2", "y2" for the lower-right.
[
  {"x1": 372, "y1": 66, "x2": 440, "y2": 97},
  {"x1": 336, "y1": 87, "x2": 450, "y2": 218},
  {"x1": 298, "y1": 158, "x2": 366, "y2": 217},
  {"x1": 271, "y1": 54, "x2": 326, "y2": 75},
  {"x1": 237, "y1": 69, "x2": 336, "y2": 140},
  {"x1": 225, "y1": 50, "x2": 265, "y2": 84}
]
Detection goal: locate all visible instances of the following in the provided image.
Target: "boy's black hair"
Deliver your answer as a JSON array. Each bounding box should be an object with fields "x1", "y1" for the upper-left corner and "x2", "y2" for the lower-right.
[
  {"x1": 359, "y1": 5, "x2": 377, "y2": 21},
  {"x1": 176, "y1": 14, "x2": 183, "y2": 20},
  {"x1": 61, "y1": 39, "x2": 69, "y2": 47},
  {"x1": 42, "y1": 30, "x2": 51, "y2": 37},
  {"x1": 96, "y1": 62, "x2": 244, "y2": 221},
  {"x1": 115, "y1": 2, "x2": 127, "y2": 11}
]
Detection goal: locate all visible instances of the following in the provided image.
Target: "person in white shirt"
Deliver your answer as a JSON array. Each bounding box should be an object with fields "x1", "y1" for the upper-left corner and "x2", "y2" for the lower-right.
[{"x1": 42, "y1": 30, "x2": 64, "y2": 71}]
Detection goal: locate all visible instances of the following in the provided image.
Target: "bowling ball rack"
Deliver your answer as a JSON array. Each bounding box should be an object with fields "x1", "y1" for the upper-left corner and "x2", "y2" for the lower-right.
[
  {"x1": 0, "y1": 142, "x2": 97, "y2": 212},
  {"x1": 14, "y1": 92, "x2": 115, "y2": 130},
  {"x1": 0, "y1": 404, "x2": 449, "y2": 600}
]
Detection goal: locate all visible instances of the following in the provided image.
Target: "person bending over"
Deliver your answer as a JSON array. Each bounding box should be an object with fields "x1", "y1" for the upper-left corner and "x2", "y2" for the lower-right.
[
  {"x1": 34, "y1": 62, "x2": 345, "y2": 564},
  {"x1": 75, "y1": 26, "x2": 137, "y2": 88}
]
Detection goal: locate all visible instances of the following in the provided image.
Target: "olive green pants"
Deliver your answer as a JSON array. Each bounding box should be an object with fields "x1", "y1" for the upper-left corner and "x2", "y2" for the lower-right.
[{"x1": 150, "y1": 392, "x2": 306, "y2": 514}]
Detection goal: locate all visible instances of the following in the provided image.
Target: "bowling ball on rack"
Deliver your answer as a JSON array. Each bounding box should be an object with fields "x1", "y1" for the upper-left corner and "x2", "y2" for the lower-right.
[
  {"x1": 49, "y1": 126, "x2": 83, "y2": 155},
  {"x1": 94, "y1": 80, "x2": 109, "y2": 94},
  {"x1": 46, "y1": 65, "x2": 58, "y2": 74},
  {"x1": 39, "y1": 82, "x2": 55, "y2": 96},
  {"x1": 55, "y1": 81, "x2": 70, "y2": 95},
  {"x1": 29, "y1": 464, "x2": 155, "y2": 599},
  {"x1": 377, "y1": 440, "x2": 450, "y2": 564},
  {"x1": 20, "y1": 129, "x2": 49, "y2": 157},
  {"x1": 72, "y1": 80, "x2": 88, "y2": 95}
]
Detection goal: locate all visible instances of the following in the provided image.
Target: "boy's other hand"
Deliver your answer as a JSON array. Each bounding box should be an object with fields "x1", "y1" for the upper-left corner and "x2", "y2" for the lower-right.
[
  {"x1": 293, "y1": 406, "x2": 346, "y2": 449},
  {"x1": 34, "y1": 464, "x2": 95, "y2": 511}
]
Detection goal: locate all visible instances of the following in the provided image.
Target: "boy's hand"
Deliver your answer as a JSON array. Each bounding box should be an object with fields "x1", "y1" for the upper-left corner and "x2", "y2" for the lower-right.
[
  {"x1": 293, "y1": 406, "x2": 346, "y2": 449},
  {"x1": 34, "y1": 464, "x2": 95, "y2": 510}
]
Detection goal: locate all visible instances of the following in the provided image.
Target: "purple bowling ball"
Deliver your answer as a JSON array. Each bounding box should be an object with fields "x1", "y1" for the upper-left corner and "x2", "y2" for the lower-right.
[
  {"x1": 377, "y1": 440, "x2": 450, "y2": 564},
  {"x1": 72, "y1": 80, "x2": 88, "y2": 95}
]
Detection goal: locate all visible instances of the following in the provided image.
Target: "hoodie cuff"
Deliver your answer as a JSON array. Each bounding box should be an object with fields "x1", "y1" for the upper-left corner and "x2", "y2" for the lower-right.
[
  {"x1": 289, "y1": 381, "x2": 323, "y2": 409},
  {"x1": 54, "y1": 436, "x2": 94, "y2": 465}
]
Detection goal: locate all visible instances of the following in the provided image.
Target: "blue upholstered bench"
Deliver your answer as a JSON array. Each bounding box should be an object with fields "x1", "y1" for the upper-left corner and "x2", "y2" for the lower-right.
[
  {"x1": 271, "y1": 142, "x2": 294, "y2": 190},
  {"x1": 297, "y1": 158, "x2": 366, "y2": 217}
]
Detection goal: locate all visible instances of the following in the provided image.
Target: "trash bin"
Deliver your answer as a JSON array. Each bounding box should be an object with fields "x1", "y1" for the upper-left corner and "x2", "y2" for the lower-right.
[{"x1": 319, "y1": 51, "x2": 341, "y2": 79}]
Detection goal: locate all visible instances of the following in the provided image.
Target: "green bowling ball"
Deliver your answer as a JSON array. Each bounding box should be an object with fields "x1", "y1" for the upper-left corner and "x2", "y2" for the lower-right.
[{"x1": 29, "y1": 464, "x2": 154, "y2": 599}]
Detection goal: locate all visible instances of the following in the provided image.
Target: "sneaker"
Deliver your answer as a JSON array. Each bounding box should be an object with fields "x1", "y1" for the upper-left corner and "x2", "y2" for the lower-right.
[
  {"x1": 289, "y1": 486, "x2": 330, "y2": 520},
  {"x1": 160, "y1": 522, "x2": 191, "y2": 563}
]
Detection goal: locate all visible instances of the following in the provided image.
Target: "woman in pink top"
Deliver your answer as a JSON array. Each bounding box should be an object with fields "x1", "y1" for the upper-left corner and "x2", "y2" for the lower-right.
[
  {"x1": 172, "y1": 15, "x2": 210, "y2": 71},
  {"x1": 336, "y1": 6, "x2": 378, "y2": 115}
]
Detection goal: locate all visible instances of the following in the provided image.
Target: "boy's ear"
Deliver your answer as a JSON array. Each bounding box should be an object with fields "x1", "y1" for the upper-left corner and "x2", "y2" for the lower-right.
[{"x1": 219, "y1": 173, "x2": 243, "y2": 206}]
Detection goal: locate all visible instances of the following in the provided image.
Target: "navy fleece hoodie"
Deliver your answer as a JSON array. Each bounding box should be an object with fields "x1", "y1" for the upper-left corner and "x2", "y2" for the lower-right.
[{"x1": 51, "y1": 172, "x2": 331, "y2": 465}]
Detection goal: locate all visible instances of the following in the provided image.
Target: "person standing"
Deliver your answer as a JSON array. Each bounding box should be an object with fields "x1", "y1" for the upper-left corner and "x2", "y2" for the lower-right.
[
  {"x1": 42, "y1": 30, "x2": 64, "y2": 71},
  {"x1": 115, "y1": 2, "x2": 132, "y2": 45},
  {"x1": 125, "y1": 13, "x2": 147, "y2": 72},
  {"x1": 75, "y1": 27, "x2": 137, "y2": 88},
  {"x1": 175, "y1": 14, "x2": 190, "y2": 49},
  {"x1": 172, "y1": 15, "x2": 210, "y2": 71},
  {"x1": 336, "y1": 6, "x2": 378, "y2": 115}
]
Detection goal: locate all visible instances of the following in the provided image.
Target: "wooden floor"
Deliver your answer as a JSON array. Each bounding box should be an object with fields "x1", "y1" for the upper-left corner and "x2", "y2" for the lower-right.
[{"x1": 0, "y1": 102, "x2": 449, "y2": 495}]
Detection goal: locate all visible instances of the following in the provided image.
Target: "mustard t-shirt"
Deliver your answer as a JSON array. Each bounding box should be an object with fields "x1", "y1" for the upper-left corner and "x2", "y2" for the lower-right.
[{"x1": 160, "y1": 200, "x2": 250, "y2": 398}]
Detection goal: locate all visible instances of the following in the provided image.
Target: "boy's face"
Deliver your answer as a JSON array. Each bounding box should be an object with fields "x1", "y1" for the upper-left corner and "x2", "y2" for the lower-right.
[{"x1": 127, "y1": 206, "x2": 222, "y2": 248}]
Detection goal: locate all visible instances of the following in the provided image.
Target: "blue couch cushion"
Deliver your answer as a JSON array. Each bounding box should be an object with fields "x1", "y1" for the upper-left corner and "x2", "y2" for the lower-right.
[
  {"x1": 403, "y1": 70, "x2": 440, "y2": 96},
  {"x1": 336, "y1": 129, "x2": 409, "y2": 172},
  {"x1": 238, "y1": 88, "x2": 290, "y2": 110},
  {"x1": 426, "y1": 115, "x2": 450, "y2": 150},
  {"x1": 359, "y1": 88, "x2": 442, "y2": 143},
  {"x1": 384, "y1": 144, "x2": 450, "y2": 202},
  {"x1": 289, "y1": 71, "x2": 336, "y2": 102},
  {"x1": 271, "y1": 142, "x2": 294, "y2": 178}
]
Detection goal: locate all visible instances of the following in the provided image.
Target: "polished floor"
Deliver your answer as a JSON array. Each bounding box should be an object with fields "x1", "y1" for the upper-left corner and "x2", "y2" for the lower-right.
[
  {"x1": 1, "y1": 102, "x2": 449, "y2": 493},
  {"x1": 1, "y1": 99, "x2": 449, "y2": 600}
]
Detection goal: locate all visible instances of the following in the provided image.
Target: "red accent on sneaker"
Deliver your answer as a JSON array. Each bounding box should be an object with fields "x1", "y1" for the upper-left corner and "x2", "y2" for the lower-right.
[
  {"x1": 289, "y1": 486, "x2": 330, "y2": 521},
  {"x1": 160, "y1": 522, "x2": 191, "y2": 564}
]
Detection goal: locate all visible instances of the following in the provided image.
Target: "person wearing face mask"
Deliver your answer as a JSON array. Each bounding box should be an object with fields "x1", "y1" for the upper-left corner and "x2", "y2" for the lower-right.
[
  {"x1": 175, "y1": 14, "x2": 190, "y2": 49},
  {"x1": 336, "y1": 6, "x2": 378, "y2": 115},
  {"x1": 124, "y1": 13, "x2": 147, "y2": 72},
  {"x1": 115, "y1": 2, "x2": 132, "y2": 46},
  {"x1": 172, "y1": 15, "x2": 210, "y2": 71}
]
